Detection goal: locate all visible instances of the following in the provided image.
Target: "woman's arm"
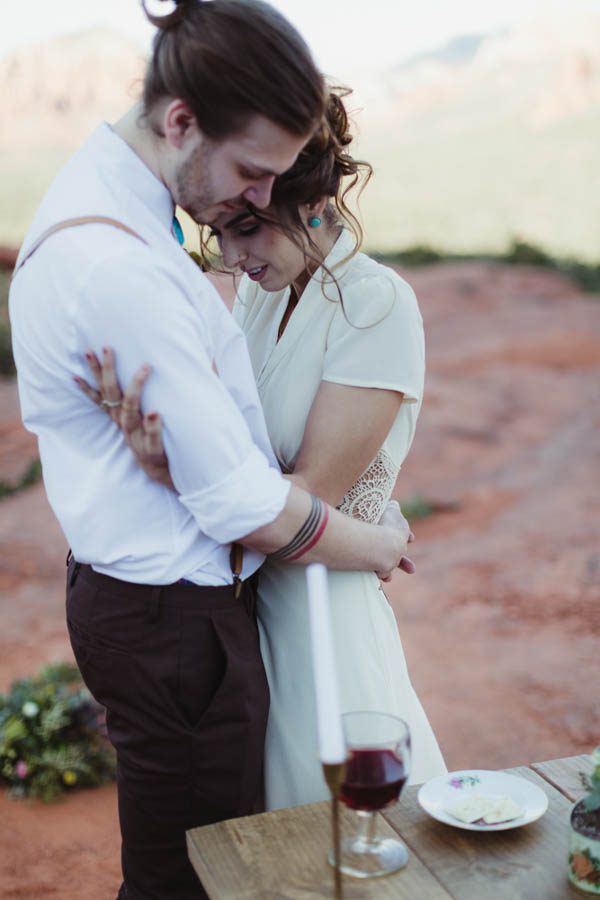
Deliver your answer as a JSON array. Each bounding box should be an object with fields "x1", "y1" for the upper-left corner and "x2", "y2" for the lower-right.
[{"x1": 288, "y1": 380, "x2": 404, "y2": 507}]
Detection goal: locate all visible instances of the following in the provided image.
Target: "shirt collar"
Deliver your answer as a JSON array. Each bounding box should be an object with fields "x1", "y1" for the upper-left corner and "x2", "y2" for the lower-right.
[{"x1": 95, "y1": 122, "x2": 175, "y2": 233}]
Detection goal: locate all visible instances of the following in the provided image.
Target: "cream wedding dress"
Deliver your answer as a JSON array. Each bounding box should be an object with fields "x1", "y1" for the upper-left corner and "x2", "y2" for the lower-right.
[{"x1": 234, "y1": 230, "x2": 446, "y2": 810}]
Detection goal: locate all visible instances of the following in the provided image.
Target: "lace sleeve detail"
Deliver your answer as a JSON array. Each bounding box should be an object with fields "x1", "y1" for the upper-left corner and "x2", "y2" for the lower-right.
[{"x1": 337, "y1": 449, "x2": 399, "y2": 523}]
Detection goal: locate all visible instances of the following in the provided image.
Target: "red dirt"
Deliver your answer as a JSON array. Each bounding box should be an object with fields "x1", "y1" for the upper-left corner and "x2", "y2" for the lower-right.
[{"x1": 1, "y1": 261, "x2": 599, "y2": 898}]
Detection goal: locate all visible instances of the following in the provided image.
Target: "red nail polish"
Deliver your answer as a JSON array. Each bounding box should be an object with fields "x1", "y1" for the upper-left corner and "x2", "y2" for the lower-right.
[{"x1": 147, "y1": 413, "x2": 158, "y2": 422}]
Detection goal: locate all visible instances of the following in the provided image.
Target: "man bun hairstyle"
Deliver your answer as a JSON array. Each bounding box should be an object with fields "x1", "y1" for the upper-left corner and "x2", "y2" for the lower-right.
[{"x1": 141, "y1": 0, "x2": 326, "y2": 140}]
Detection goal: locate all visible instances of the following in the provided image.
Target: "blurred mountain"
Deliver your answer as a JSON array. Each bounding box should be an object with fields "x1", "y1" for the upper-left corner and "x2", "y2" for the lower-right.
[
  {"x1": 1, "y1": 29, "x2": 145, "y2": 151},
  {"x1": 352, "y1": 10, "x2": 600, "y2": 258},
  {"x1": 1, "y1": 15, "x2": 600, "y2": 259},
  {"x1": 0, "y1": 29, "x2": 145, "y2": 243}
]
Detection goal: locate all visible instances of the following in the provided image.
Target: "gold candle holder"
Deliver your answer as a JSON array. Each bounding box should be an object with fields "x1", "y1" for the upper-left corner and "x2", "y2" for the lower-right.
[{"x1": 323, "y1": 761, "x2": 347, "y2": 899}]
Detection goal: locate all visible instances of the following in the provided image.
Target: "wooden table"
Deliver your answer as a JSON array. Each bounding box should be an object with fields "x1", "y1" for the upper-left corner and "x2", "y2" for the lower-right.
[{"x1": 187, "y1": 755, "x2": 592, "y2": 898}]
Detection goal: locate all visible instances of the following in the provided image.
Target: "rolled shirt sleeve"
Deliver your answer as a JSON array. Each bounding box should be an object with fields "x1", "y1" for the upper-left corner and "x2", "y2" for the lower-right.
[{"x1": 76, "y1": 248, "x2": 289, "y2": 543}]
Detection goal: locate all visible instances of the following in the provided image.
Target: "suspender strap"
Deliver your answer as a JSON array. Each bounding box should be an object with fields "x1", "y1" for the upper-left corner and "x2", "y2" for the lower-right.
[
  {"x1": 12, "y1": 215, "x2": 148, "y2": 277},
  {"x1": 19, "y1": 215, "x2": 244, "y2": 588},
  {"x1": 230, "y1": 543, "x2": 244, "y2": 598}
]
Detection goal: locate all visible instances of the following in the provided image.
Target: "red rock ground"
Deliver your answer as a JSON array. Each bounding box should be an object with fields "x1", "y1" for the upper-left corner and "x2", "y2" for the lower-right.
[{"x1": 0, "y1": 262, "x2": 598, "y2": 898}]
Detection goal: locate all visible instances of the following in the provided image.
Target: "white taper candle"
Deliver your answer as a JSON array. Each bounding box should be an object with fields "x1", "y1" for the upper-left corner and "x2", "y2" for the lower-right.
[{"x1": 306, "y1": 563, "x2": 346, "y2": 765}]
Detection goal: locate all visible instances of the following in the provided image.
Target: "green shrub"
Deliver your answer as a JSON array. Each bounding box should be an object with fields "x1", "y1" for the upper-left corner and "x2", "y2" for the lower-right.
[
  {"x1": 374, "y1": 239, "x2": 600, "y2": 294},
  {"x1": 0, "y1": 270, "x2": 15, "y2": 375},
  {"x1": 0, "y1": 662, "x2": 115, "y2": 802},
  {"x1": 504, "y1": 240, "x2": 552, "y2": 266},
  {"x1": 0, "y1": 458, "x2": 42, "y2": 501}
]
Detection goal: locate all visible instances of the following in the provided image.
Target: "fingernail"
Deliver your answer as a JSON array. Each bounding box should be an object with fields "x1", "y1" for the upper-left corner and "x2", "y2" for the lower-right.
[
  {"x1": 85, "y1": 351, "x2": 93, "y2": 360},
  {"x1": 73, "y1": 376, "x2": 82, "y2": 384},
  {"x1": 102, "y1": 346, "x2": 110, "y2": 355},
  {"x1": 147, "y1": 412, "x2": 158, "y2": 422}
]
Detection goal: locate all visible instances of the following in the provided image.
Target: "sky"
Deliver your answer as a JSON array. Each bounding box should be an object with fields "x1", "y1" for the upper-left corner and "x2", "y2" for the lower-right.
[{"x1": 3, "y1": 0, "x2": 600, "y2": 76}]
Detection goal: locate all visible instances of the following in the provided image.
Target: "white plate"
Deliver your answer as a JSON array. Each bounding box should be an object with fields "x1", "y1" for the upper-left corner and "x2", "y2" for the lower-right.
[{"x1": 417, "y1": 769, "x2": 549, "y2": 831}]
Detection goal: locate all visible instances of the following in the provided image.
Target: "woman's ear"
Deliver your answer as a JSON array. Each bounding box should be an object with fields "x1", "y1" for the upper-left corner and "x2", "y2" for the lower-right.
[{"x1": 306, "y1": 197, "x2": 328, "y2": 221}]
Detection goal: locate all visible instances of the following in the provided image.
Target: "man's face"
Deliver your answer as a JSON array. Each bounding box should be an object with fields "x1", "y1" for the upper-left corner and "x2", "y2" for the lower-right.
[{"x1": 174, "y1": 115, "x2": 310, "y2": 223}]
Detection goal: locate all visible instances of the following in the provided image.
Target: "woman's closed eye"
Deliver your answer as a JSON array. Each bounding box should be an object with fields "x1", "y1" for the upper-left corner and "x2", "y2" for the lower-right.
[{"x1": 237, "y1": 222, "x2": 260, "y2": 237}]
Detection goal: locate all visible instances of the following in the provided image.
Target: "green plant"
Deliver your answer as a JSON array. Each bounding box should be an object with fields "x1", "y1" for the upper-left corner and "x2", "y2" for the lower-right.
[
  {"x1": 0, "y1": 269, "x2": 15, "y2": 375},
  {"x1": 0, "y1": 457, "x2": 42, "y2": 501},
  {"x1": 581, "y1": 748, "x2": 600, "y2": 813},
  {"x1": 400, "y1": 495, "x2": 435, "y2": 521},
  {"x1": 504, "y1": 239, "x2": 552, "y2": 266},
  {"x1": 373, "y1": 240, "x2": 600, "y2": 294},
  {"x1": 399, "y1": 495, "x2": 460, "y2": 522},
  {"x1": 0, "y1": 662, "x2": 115, "y2": 802}
]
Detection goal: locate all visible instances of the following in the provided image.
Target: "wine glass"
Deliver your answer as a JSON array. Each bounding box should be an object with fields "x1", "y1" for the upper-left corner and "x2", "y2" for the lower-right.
[{"x1": 329, "y1": 711, "x2": 411, "y2": 878}]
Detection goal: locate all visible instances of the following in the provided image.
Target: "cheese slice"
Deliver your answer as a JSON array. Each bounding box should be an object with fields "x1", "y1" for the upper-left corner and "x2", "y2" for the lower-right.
[
  {"x1": 446, "y1": 794, "x2": 490, "y2": 823},
  {"x1": 481, "y1": 796, "x2": 524, "y2": 824},
  {"x1": 446, "y1": 793, "x2": 524, "y2": 825}
]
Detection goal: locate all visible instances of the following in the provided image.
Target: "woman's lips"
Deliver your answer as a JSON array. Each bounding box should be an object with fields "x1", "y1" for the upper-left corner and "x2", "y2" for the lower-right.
[{"x1": 246, "y1": 265, "x2": 268, "y2": 282}]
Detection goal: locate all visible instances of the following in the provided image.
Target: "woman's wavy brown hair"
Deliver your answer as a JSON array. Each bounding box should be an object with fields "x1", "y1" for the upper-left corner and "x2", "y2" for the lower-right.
[
  {"x1": 267, "y1": 87, "x2": 372, "y2": 255},
  {"x1": 200, "y1": 87, "x2": 372, "y2": 288}
]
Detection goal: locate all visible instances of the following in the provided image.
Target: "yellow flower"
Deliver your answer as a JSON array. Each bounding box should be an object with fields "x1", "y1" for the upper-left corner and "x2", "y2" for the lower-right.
[{"x1": 62, "y1": 770, "x2": 77, "y2": 786}]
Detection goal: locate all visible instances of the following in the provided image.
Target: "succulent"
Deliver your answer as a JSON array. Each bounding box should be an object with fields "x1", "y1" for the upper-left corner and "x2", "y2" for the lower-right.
[{"x1": 581, "y1": 748, "x2": 600, "y2": 813}]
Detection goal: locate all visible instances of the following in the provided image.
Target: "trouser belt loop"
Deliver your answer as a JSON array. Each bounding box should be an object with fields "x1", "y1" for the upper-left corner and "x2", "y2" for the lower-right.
[
  {"x1": 66, "y1": 549, "x2": 81, "y2": 587},
  {"x1": 148, "y1": 586, "x2": 162, "y2": 623}
]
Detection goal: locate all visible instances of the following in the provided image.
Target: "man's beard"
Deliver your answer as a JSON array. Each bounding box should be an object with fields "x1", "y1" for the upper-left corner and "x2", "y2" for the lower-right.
[{"x1": 175, "y1": 142, "x2": 214, "y2": 222}]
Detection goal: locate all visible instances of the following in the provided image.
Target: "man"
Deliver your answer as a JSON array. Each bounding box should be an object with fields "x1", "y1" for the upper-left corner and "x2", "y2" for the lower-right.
[{"x1": 9, "y1": 2, "x2": 411, "y2": 897}]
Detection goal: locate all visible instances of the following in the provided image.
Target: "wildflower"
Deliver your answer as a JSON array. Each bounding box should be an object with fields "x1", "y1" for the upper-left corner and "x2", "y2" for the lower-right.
[
  {"x1": 21, "y1": 701, "x2": 39, "y2": 718},
  {"x1": 15, "y1": 760, "x2": 28, "y2": 780},
  {"x1": 63, "y1": 770, "x2": 78, "y2": 786}
]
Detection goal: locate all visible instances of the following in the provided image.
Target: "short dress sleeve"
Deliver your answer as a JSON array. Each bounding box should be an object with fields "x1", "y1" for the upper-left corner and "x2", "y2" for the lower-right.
[{"x1": 323, "y1": 268, "x2": 425, "y2": 403}]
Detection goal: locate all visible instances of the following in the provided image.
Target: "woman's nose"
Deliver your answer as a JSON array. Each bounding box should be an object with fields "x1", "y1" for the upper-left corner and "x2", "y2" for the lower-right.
[{"x1": 222, "y1": 239, "x2": 247, "y2": 270}]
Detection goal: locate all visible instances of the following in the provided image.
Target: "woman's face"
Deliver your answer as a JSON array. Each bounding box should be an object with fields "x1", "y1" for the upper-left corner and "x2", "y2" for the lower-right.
[{"x1": 208, "y1": 208, "x2": 310, "y2": 293}]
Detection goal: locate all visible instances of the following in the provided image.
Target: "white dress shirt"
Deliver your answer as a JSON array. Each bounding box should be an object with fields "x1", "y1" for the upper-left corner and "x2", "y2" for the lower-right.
[{"x1": 9, "y1": 123, "x2": 289, "y2": 586}]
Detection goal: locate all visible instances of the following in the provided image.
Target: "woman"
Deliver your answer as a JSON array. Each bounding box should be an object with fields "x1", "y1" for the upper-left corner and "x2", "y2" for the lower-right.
[{"x1": 80, "y1": 90, "x2": 446, "y2": 809}]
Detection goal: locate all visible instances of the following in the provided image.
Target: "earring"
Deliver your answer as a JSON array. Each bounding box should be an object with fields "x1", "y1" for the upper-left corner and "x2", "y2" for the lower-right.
[{"x1": 308, "y1": 216, "x2": 321, "y2": 228}]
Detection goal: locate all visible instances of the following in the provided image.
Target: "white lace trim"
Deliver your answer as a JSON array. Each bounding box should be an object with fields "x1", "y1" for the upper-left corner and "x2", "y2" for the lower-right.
[{"x1": 338, "y1": 448, "x2": 399, "y2": 523}]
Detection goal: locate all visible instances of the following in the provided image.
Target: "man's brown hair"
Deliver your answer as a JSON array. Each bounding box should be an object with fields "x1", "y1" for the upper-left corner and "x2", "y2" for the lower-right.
[{"x1": 141, "y1": 0, "x2": 326, "y2": 139}]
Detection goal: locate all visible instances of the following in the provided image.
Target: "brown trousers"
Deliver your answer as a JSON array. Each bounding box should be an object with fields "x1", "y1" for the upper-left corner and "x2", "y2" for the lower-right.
[{"x1": 66, "y1": 559, "x2": 269, "y2": 900}]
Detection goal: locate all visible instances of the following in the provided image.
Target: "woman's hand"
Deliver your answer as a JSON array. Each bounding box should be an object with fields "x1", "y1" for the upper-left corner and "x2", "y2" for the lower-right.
[
  {"x1": 377, "y1": 500, "x2": 416, "y2": 581},
  {"x1": 74, "y1": 348, "x2": 175, "y2": 491}
]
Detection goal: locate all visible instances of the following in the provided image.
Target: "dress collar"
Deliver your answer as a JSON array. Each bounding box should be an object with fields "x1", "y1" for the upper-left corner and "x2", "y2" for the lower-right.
[{"x1": 318, "y1": 226, "x2": 357, "y2": 282}]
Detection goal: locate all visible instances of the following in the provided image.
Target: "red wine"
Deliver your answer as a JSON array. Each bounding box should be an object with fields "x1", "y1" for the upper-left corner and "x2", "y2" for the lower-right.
[{"x1": 340, "y1": 748, "x2": 407, "y2": 811}]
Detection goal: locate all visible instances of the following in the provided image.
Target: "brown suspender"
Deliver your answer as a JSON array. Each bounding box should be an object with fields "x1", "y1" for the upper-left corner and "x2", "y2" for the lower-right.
[
  {"x1": 12, "y1": 216, "x2": 148, "y2": 278},
  {"x1": 13, "y1": 215, "x2": 244, "y2": 593}
]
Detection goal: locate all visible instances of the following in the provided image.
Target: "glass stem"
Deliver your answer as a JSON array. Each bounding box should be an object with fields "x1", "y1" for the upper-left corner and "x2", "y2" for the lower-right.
[{"x1": 356, "y1": 810, "x2": 378, "y2": 845}]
